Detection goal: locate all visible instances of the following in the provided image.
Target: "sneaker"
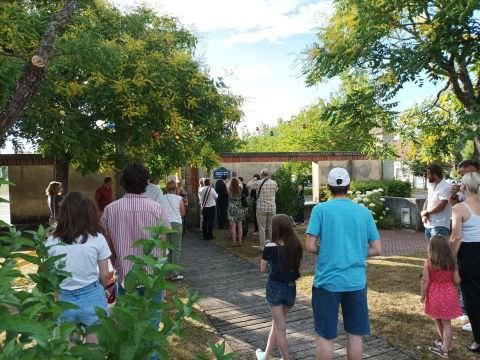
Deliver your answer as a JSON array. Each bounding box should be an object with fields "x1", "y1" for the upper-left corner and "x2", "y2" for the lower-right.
[
  {"x1": 171, "y1": 274, "x2": 184, "y2": 281},
  {"x1": 255, "y1": 349, "x2": 266, "y2": 360},
  {"x1": 463, "y1": 323, "x2": 472, "y2": 332},
  {"x1": 458, "y1": 314, "x2": 469, "y2": 321},
  {"x1": 428, "y1": 344, "x2": 449, "y2": 358}
]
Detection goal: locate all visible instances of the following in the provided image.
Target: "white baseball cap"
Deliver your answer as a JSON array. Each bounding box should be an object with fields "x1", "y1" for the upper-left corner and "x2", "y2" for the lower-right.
[{"x1": 328, "y1": 167, "x2": 351, "y2": 186}]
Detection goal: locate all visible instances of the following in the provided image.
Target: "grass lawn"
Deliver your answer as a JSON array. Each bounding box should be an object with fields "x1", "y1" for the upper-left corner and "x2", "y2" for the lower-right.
[{"x1": 211, "y1": 227, "x2": 477, "y2": 360}]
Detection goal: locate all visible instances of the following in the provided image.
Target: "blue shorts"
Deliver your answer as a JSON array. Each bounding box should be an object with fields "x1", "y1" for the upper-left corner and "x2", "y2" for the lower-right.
[
  {"x1": 312, "y1": 286, "x2": 370, "y2": 340},
  {"x1": 424, "y1": 226, "x2": 450, "y2": 241},
  {"x1": 266, "y1": 279, "x2": 296, "y2": 307},
  {"x1": 58, "y1": 281, "x2": 108, "y2": 327}
]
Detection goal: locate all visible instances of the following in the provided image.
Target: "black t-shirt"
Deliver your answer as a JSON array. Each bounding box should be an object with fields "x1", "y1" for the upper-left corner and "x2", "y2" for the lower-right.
[{"x1": 262, "y1": 243, "x2": 300, "y2": 283}]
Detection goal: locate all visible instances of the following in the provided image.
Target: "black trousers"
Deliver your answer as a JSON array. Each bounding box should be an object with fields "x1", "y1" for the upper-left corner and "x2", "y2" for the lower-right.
[
  {"x1": 458, "y1": 242, "x2": 480, "y2": 343},
  {"x1": 253, "y1": 201, "x2": 258, "y2": 232},
  {"x1": 202, "y1": 206, "x2": 215, "y2": 240}
]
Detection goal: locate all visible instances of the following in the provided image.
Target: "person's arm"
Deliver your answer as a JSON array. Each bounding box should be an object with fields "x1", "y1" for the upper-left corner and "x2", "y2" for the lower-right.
[
  {"x1": 211, "y1": 187, "x2": 218, "y2": 200},
  {"x1": 101, "y1": 212, "x2": 117, "y2": 265},
  {"x1": 420, "y1": 260, "x2": 429, "y2": 303},
  {"x1": 368, "y1": 240, "x2": 382, "y2": 257},
  {"x1": 260, "y1": 259, "x2": 268, "y2": 273},
  {"x1": 179, "y1": 198, "x2": 186, "y2": 218},
  {"x1": 450, "y1": 205, "x2": 463, "y2": 257},
  {"x1": 421, "y1": 198, "x2": 429, "y2": 222},
  {"x1": 98, "y1": 258, "x2": 110, "y2": 288},
  {"x1": 306, "y1": 234, "x2": 319, "y2": 254},
  {"x1": 453, "y1": 268, "x2": 461, "y2": 287},
  {"x1": 422, "y1": 200, "x2": 448, "y2": 216}
]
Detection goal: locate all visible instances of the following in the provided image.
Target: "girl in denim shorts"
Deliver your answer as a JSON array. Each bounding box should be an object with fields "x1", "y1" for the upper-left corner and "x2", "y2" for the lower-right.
[
  {"x1": 46, "y1": 192, "x2": 111, "y2": 343},
  {"x1": 256, "y1": 214, "x2": 303, "y2": 360}
]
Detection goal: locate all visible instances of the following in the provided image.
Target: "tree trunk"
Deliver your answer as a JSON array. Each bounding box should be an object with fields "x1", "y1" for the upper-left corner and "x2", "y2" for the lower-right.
[
  {"x1": 474, "y1": 137, "x2": 480, "y2": 159},
  {"x1": 54, "y1": 157, "x2": 70, "y2": 194},
  {"x1": 0, "y1": 0, "x2": 79, "y2": 134}
]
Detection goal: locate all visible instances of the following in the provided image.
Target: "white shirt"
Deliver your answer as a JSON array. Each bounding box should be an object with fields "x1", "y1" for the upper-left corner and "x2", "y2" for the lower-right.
[
  {"x1": 159, "y1": 193, "x2": 183, "y2": 224},
  {"x1": 200, "y1": 186, "x2": 218, "y2": 208},
  {"x1": 425, "y1": 179, "x2": 452, "y2": 229},
  {"x1": 143, "y1": 183, "x2": 163, "y2": 203},
  {"x1": 46, "y1": 234, "x2": 111, "y2": 290}
]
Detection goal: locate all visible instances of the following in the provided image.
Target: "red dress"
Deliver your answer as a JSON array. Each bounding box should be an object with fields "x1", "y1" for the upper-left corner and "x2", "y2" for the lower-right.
[{"x1": 425, "y1": 263, "x2": 462, "y2": 320}]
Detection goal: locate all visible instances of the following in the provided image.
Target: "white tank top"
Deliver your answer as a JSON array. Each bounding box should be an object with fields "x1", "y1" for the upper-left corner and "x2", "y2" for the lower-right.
[{"x1": 462, "y1": 203, "x2": 480, "y2": 243}]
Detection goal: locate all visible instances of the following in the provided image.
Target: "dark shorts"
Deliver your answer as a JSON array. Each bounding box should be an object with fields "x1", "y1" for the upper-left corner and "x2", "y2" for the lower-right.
[
  {"x1": 312, "y1": 286, "x2": 370, "y2": 340},
  {"x1": 266, "y1": 279, "x2": 296, "y2": 307}
]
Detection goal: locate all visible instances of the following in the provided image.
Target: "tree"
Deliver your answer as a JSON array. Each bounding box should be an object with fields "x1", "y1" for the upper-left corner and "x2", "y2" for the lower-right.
[
  {"x1": 0, "y1": 0, "x2": 84, "y2": 134},
  {"x1": 303, "y1": 0, "x2": 480, "y2": 152},
  {"x1": 2, "y1": 3, "x2": 242, "y2": 189}
]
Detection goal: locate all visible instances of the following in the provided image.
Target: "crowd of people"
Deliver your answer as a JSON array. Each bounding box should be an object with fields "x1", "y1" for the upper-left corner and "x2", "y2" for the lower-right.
[{"x1": 42, "y1": 159, "x2": 480, "y2": 359}]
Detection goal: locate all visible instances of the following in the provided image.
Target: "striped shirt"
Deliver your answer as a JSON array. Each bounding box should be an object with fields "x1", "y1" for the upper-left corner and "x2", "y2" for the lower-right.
[
  {"x1": 253, "y1": 178, "x2": 278, "y2": 213},
  {"x1": 102, "y1": 193, "x2": 171, "y2": 282}
]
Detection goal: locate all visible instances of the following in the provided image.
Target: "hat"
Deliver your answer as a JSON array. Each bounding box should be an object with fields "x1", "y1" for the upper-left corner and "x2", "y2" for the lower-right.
[{"x1": 328, "y1": 167, "x2": 350, "y2": 186}]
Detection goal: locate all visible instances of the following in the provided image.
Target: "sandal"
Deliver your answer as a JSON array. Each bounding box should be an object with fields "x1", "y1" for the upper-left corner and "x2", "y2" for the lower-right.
[{"x1": 428, "y1": 344, "x2": 449, "y2": 358}]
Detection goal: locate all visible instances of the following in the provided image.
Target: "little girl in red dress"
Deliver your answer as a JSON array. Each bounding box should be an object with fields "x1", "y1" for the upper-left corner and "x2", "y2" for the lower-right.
[{"x1": 421, "y1": 235, "x2": 462, "y2": 359}]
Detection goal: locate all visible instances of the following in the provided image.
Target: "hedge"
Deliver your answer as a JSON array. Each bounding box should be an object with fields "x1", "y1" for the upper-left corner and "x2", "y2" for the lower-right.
[{"x1": 350, "y1": 180, "x2": 412, "y2": 198}]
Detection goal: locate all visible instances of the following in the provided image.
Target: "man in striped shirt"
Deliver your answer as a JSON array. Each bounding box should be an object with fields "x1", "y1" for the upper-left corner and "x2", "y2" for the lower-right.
[{"x1": 102, "y1": 163, "x2": 170, "y2": 337}]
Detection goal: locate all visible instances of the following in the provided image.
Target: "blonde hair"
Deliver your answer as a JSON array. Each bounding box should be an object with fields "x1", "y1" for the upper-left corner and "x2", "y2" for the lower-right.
[
  {"x1": 228, "y1": 177, "x2": 241, "y2": 197},
  {"x1": 166, "y1": 180, "x2": 177, "y2": 193},
  {"x1": 462, "y1": 172, "x2": 480, "y2": 196},
  {"x1": 45, "y1": 181, "x2": 62, "y2": 196}
]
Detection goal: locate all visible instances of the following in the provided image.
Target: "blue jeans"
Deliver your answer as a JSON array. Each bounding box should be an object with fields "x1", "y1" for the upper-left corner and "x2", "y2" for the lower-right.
[
  {"x1": 58, "y1": 281, "x2": 108, "y2": 327},
  {"x1": 424, "y1": 226, "x2": 450, "y2": 241}
]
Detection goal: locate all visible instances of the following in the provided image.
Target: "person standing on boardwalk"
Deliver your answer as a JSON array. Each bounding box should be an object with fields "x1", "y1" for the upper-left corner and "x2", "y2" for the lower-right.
[
  {"x1": 421, "y1": 164, "x2": 452, "y2": 241},
  {"x1": 101, "y1": 163, "x2": 170, "y2": 346},
  {"x1": 306, "y1": 167, "x2": 382, "y2": 360},
  {"x1": 215, "y1": 175, "x2": 229, "y2": 229},
  {"x1": 227, "y1": 177, "x2": 246, "y2": 246},
  {"x1": 238, "y1": 176, "x2": 249, "y2": 237},
  {"x1": 200, "y1": 178, "x2": 218, "y2": 240},
  {"x1": 450, "y1": 172, "x2": 480, "y2": 354},
  {"x1": 256, "y1": 214, "x2": 303, "y2": 360},
  {"x1": 160, "y1": 180, "x2": 186, "y2": 281},
  {"x1": 94, "y1": 177, "x2": 113, "y2": 215},
  {"x1": 253, "y1": 169, "x2": 278, "y2": 250},
  {"x1": 249, "y1": 174, "x2": 261, "y2": 234}
]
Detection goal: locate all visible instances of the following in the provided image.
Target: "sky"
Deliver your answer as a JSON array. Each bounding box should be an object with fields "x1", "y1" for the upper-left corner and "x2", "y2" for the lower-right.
[{"x1": 107, "y1": 0, "x2": 443, "y2": 133}]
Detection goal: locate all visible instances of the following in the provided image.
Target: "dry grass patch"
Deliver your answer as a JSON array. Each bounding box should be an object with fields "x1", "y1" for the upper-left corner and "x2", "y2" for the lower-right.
[{"x1": 297, "y1": 252, "x2": 476, "y2": 360}]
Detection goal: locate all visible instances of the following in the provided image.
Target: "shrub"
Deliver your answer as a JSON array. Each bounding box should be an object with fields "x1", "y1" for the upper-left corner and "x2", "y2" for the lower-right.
[
  {"x1": 350, "y1": 180, "x2": 412, "y2": 198},
  {"x1": 348, "y1": 188, "x2": 390, "y2": 225},
  {"x1": 273, "y1": 166, "x2": 300, "y2": 216}
]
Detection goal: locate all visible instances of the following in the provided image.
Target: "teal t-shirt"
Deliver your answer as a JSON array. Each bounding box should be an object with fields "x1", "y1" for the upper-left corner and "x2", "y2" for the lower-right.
[{"x1": 306, "y1": 198, "x2": 380, "y2": 292}]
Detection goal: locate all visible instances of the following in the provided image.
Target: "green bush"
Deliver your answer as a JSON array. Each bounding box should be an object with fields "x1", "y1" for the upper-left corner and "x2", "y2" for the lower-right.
[
  {"x1": 350, "y1": 180, "x2": 412, "y2": 198},
  {"x1": 273, "y1": 166, "x2": 300, "y2": 216}
]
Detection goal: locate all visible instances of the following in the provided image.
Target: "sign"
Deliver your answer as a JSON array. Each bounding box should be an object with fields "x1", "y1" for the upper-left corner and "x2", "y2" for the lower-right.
[{"x1": 213, "y1": 167, "x2": 230, "y2": 180}]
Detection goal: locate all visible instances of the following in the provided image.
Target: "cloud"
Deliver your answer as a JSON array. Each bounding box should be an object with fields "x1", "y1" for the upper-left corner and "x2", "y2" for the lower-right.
[
  {"x1": 109, "y1": 0, "x2": 333, "y2": 44},
  {"x1": 232, "y1": 64, "x2": 275, "y2": 79}
]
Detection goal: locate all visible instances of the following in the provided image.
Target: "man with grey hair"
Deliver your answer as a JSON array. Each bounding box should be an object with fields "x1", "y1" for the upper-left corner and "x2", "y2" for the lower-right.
[{"x1": 253, "y1": 168, "x2": 278, "y2": 250}]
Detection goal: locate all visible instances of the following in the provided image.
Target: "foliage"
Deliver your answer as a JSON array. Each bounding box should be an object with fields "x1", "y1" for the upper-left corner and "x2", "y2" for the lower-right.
[
  {"x1": 348, "y1": 188, "x2": 390, "y2": 225},
  {"x1": 350, "y1": 180, "x2": 412, "y2": 198},
  {"x1": 1, "y1": 2, "x2": 242, "y2": 176},
  {"x1": 272, "y1": 166, "x2": 300, "y2": 216},
  {"x1": 0, "y1": 219, "x2": 231, "y2": 359},
  {"x1": 303, "y1": 0, "x2": 480, "y2": 114},
  {"x1": 240, "y1": 100, "x2": 370, "y2": 155}
]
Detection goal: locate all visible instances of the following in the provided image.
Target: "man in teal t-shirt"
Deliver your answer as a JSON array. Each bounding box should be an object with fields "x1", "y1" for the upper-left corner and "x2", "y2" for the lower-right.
[{"x1": 306, "y1": 167, "x2": 382, "y2": 360}]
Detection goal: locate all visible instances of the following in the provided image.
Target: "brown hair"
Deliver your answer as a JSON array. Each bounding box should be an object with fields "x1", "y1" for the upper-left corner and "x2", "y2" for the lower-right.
[
  {"x1": 166, "y1": 180, "x2": 177, "y2": 193},
  {"x1": 271, "y1": 214, "x2": 303, "y2": 272},
  {"x1": 428, "y1": 235, "x2": 456, "y2": 270},
  {"x1": 228, "y1": 177, "x2": 241, "y2": 197},
  {"x1": 45, "y1": 181, "x2": 62, "y2": 196},
  {"x1": 53, "y1": 192, "x2": 104, "y2": 245}
]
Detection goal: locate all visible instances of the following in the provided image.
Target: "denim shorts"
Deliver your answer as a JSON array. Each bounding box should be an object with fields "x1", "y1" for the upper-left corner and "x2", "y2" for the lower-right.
[
  {"x1": 312, "y1": 286, "x2": 370, "y2": 340},
  {"x1": 265, "y1": 279, "x2": 296, "y2": 307},
  {"x1": 424, "y1": 226, "x2": 450, "y2": 241},
  {"x1": 58, "y1": 281, "x2": 108, "y2": 327}
]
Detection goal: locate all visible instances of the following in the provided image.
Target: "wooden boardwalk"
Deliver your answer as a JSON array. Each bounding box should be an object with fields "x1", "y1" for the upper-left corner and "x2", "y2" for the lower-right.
[{"x1": 180, "y1": 234, "x2": 414, "y2": 360}]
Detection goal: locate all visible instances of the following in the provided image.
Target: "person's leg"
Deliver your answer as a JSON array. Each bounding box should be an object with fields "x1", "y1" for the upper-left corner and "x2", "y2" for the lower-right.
[
  {"x1": 169, "y1": 222, "x2": 182, "y2": 277},
  {"x1": 346, "y1": 334, "x2": 363, "y2": 360},
  {"x1": 253, "y1": 202, "x2": 259, "y2": 232},
  {"x1": 202, "y1": 208, "x2": 208, "y2": 239},
  {"x1": 268, "y1": 305, "x2": 289, "y2": 360},
  {"x1": 434, "y1": 318, "x2": 444, "y2": 341},
  {"x1": 230, "y1": 221, "x2": 237, "y2": 244},
  {"x1": 265, "y1": 212, "x2": 274, "y2": 243},
  {"x1": 263, "y1": 320, "x2": 276, "y2": 358},
  {"x1": 316, "y1": 337, "x2": 334, "y2": 360},
  {"x1": 257, "y1": 211, "x2": 267, "y2": 250},
  {"x1": 207, "y1": 207, "x2": 215, "y2": 239},
  {"x1": 424, "y1": 227, "x2": 432, "y2": 241},
  {"x1": 441, "y1": 320, "x2": 452, "y2": 353},
  {"x1": 237, "y1": 221, "x2": 243, "y2": 244}
]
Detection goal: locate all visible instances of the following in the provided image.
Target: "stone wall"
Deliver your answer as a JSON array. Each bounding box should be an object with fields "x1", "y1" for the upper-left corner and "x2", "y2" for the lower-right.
[
  {"x1": 384, "y1": 196, "x2": 426, "y2": 231},
  {"x1": 8, "y1": 166, "x2": 116, "y2": 225},
  {"x1": 216, "y1": 161, "x2": 285, "y2": 181}
]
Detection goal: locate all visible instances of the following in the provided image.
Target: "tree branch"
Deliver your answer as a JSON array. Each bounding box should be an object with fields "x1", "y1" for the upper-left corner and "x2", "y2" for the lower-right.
[
  {"x1": 430, "y1": 81, "x2": 450, "y2": 109},
  {"x1": 0, "y1": 0, "x2": 79, "y2": 134}
]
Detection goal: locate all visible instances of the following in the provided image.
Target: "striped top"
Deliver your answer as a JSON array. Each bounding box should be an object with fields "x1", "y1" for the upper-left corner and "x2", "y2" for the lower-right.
[{"x1": 102, "y1": 193, "x2": 171, "y2": 282}]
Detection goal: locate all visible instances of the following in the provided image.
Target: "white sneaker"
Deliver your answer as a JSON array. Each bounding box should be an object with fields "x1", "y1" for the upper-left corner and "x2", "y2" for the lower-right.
[
  {"x1": 458, "y1": 314, "x2": 469, "y2": 321},
  {"x1": 463, "y1": 323, "x2": 472, "y2": 332},
  {"x1": 253, "y1": 232, "x2": 259, "y2": 235},
  {"x1": 255, "y1": 349, "x2": 266, "y2": 360}
]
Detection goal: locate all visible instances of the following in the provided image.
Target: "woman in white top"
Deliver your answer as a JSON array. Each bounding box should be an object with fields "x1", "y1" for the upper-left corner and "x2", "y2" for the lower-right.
[
  {"x1": 451, "y1": 172, "x2": 480, "y2": 353},
  {"x1": 159, "y1": 180, "x2": 185, "y2": 281},
  {"x1": 46, "y1": 192, "x2": 111, "y2": 344},
  {"x1": 200, "y1": 178, "x2": 218, "y2": 240}
]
